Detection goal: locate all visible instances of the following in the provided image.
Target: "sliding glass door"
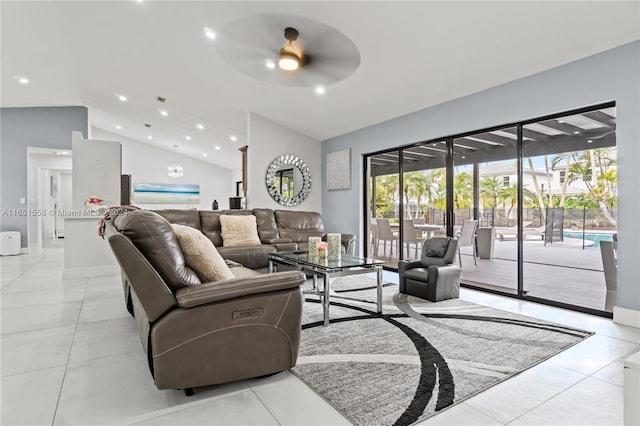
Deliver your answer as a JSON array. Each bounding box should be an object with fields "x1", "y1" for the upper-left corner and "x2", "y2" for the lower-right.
[
  {"x1": 363, "y1": 102, "x2": 616, "y2": 316},
  {"x1": 522, "y1": 106, "x2": 617, "y2": 313},
  {"x1": 453, "y1": 127, "x2": 519, "y2": 293}
]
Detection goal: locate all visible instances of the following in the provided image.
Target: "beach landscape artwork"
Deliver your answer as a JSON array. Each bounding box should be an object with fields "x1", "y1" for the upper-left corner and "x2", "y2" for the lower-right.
[{"x1": 133, "y1": 183, "x2": 200, "y2": 204}]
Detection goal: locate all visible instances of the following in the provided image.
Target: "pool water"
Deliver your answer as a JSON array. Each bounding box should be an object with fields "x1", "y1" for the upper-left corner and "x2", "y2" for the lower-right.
[{"x1": 563, "y1": 231, "x2": 615, "y2": 248}]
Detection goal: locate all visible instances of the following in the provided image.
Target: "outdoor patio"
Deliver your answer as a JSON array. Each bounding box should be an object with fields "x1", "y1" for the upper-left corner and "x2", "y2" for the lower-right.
[{"x1": 370, "y1": 237, "x2": 610, "y2": 313}]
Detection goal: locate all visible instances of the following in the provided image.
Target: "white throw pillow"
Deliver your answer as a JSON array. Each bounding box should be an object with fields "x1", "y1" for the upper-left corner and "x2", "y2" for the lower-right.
[
  {"x1": 171, "y1": 224, "x2": 234, "y2": 282},
  {"x1": 220, "y1": 214, "x2": 261, "y2": 247}
]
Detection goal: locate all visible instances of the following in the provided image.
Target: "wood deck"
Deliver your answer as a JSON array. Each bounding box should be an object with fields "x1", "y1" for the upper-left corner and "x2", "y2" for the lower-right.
[{"x1": 370, "y1": 237, "x2": 610, "y2": 313}]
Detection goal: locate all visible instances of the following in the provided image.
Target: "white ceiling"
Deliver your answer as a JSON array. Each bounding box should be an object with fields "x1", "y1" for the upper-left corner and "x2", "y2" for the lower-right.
[{"x1": 2, "y1": 1, "x2": 638, "y2": 170}]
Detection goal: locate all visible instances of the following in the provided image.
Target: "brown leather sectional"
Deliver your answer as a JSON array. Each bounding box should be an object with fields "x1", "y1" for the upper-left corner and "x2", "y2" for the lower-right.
[
  {"x1": 104, "y1": 208, "x2": 354, "y2": 393},
  {"x1": 153, "y1": 208, "x2": 356, "y2": 269}
]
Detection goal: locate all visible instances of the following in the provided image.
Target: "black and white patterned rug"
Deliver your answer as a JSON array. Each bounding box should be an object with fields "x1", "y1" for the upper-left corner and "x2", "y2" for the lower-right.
[{"x1": 292, "y1": 276, "x2": 593, "y2": 426}]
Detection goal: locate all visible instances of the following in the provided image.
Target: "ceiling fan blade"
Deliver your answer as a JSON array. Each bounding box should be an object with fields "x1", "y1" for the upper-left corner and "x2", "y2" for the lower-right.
[{"x1": 215, "y1": 14, "x2": 360, "y2": 87}]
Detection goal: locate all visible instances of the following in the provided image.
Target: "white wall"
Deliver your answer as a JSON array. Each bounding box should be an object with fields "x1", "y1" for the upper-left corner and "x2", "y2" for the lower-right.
[
  {"x1": 247, "y1": 112, "x2": 321, "y2": 212},
  {"x1": 91, "y1": 128, "x2": 234, "y2": 210},
  {"x1": 71, "y1": 132, "x2": 121, "y2": 210},
  {"x1": 322, "y1": 41, "x2": 640, "y2": 315}
]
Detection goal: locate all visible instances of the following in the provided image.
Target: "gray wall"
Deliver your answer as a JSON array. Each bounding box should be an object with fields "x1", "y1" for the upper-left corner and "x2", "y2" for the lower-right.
[
  {"x1": 1, "y1": 106, "x2": 88, "y2": 247},
  {"x1": 322, "y1": 41, "x2": 640, "y2": 312},
  {"x1": 248, "y1": 112, "x2": 322, "y2": 212}
]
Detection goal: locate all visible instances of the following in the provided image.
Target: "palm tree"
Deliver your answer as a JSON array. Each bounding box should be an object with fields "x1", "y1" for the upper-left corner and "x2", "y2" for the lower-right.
[
  {"x1": 480, "y1": 176, "x2": 502, "y2": 208},
  {"x1": 453, "y1": 172, "x2": 473, "y2": 209},
  {"x1": 551, "y1": 152, "x2": 573, "y2": 207},
  {"x1": 403, "y1": 172, "x2": 425, "y2": 218},
  {"x1": 375, "y1": 175, "x2": 399, "y2": 218},
  {"x1": 567, "y1": 149, "x2": 617, "y2": 226}
]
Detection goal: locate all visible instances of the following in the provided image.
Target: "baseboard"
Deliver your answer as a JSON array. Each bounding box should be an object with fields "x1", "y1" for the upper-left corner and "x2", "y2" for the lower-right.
[
  {"x1": 613, "y1": 306, "x2": 640, "y2": 328},
  {"x1": 62, "y1": 265, "x2": 120, "y2": 279},
  {"x1": 21, "y1": 247, "x2": 30, "y2": 254}
]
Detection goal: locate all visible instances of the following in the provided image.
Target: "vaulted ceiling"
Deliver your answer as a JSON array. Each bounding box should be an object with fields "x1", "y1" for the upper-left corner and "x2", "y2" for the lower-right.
[{"x1": 1, "y1": 1, "x2": 638, "y2": 169}]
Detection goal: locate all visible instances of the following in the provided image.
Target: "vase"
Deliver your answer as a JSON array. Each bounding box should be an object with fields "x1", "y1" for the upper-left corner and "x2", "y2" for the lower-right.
[
  {"x1": 327, "y1": 233, "x2": 341, "y2": 260},
  {"x1": 317, "y1": 248, "x2": 327, "y2": 259}
]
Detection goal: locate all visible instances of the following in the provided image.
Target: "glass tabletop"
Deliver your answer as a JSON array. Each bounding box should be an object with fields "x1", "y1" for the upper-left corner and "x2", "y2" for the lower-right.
[{"x1": 270, "y1": 251, "x2": 384, "y2": 271}]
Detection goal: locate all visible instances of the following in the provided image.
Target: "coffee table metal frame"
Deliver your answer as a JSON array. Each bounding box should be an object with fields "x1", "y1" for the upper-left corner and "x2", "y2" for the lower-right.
[{"x1": 268, "y1": 252, "x2": 384, "y2": 326}]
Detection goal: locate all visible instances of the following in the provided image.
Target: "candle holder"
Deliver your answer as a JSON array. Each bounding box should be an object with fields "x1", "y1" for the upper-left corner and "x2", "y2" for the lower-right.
[
  {"x1": 327, "y1": 233, "x2": 341, "y2": 261},
  {"x1": 308, "y1": 237, "x2": 321, "y2": 257}
]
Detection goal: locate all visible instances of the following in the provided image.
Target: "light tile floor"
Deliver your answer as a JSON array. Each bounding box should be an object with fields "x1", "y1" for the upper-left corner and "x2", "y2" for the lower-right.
[{"x1": 1, "y1": 243, "x2": 639, "y2": 425}]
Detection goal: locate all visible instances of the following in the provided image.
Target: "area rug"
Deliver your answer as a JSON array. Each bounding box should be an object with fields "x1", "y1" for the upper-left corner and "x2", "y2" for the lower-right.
[{"x1": 291, "y1": 276, "x2": 593, "y2": 426}]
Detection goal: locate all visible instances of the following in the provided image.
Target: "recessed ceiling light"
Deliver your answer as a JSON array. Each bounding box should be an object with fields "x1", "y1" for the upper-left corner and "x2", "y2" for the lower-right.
[
  {"x1": 558, "y1": 120, "x2": 565, "y2": 123},
  {"x1": 61, "y1": 151, "x2": 69, "y2": 155},
  {"x1": 315, "y1": 85, "x2": 325, "y2": 95},
  {"x1": 265, "y1": 59, "x2": 276, "y2": 70},
  {"x1": 214, "y1": 146, "x2": 221, "y2": 150},
  {"x1": 116, "y1": 94, "x2": 128, "y2": 102},
  {"x1": 202, "y1": 153, "x2": 208, "y2": 157},
  {"x1": 147, "y1": 135, "x2": 153, "y2": 140},
  {"x1": 159, "y1": 110, "x2": 168, "y2": 117},
  {"x1": 115, "y1": 125, "x2": 122, "y2": 130},
  {"x1": 587, "y1": 140, "x2": 593, "y2": 143},
  {"x1": 185, "y1": 136, "x2": 192, "y2": 141},
  {"x1": 573, "y1": 131, "x2": 580, "y2": 134},
  {"x1": 230, "y1": 135, "x2": 237, "y2": 141},
  {"x1": 195, "y1": 123, "x2": 204, "y2": 130},
  {"x1": 204, "y1": 27, "x2": 216, "y2": 40},
  {"x1": 13, "y1": 75, "x2": 29, "y2": 84}
]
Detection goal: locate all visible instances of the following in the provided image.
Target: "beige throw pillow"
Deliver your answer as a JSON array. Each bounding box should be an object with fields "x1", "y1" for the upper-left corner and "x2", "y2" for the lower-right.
[
  {"x1": 171, "y1": 224, "x2": 234, "y2": 282},
  {"x1": 220, "y1": 215, "x2": 261, "y2": 247}
]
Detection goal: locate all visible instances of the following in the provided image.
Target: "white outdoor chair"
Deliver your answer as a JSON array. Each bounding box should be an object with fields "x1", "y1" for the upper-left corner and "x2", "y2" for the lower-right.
[
  {"x1": 456, "y1": 219, "x2": 478, "y2": 266},
  {"x1": 600, "y1": 240, "x2": 617, "y2": 311},
  {"x1": 374, "y1": 218, "x2": 398, "y2": 256},
  {"x1": 403, "y1": 219, "x2": 426, "y2": 259}
]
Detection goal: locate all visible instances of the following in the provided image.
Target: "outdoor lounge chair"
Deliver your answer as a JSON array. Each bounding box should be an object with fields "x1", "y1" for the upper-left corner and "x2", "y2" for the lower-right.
[
  {"x1": 497, "y1": 221, "x2": 533, "y2": 240},
  {"x1": 523, "y1": 225, "x2": 546, "y2": 240}
]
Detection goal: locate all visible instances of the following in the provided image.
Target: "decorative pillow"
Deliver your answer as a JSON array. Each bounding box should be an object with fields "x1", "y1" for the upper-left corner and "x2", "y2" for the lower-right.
[
  {"x1": 424, "y1": 237, "x2": 450, "y2": 258},
  {"x1": 171, "y1": 224, "x2": 234, "y2": 282},
  {"x1": 220, "y1": 215, "x2": 261, "y2": 247}
]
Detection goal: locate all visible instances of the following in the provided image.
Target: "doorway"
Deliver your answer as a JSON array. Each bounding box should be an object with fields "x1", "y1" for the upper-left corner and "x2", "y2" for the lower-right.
[{"x1": 27, "y1": 148, "x2": 72, "y2": 250}]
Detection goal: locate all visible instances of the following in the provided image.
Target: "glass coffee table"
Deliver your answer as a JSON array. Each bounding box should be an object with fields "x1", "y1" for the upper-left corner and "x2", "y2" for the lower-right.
[{"x1": 268, "y1": 252, "x2": 385, "y2": 326}]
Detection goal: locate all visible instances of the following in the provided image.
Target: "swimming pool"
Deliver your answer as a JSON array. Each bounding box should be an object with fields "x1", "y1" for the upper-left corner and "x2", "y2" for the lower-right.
[{"x1": 563, "y1": 231, "x2": 615, "y2": 248}]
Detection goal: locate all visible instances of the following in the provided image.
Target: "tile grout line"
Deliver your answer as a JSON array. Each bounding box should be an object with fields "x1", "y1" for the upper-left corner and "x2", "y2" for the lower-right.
[
  {"x1": 50, "y1": 276, "x2": 90, "y2": 426},
  {"x1": 249, "y1": 386, "x2": 284, "y2": 426}
]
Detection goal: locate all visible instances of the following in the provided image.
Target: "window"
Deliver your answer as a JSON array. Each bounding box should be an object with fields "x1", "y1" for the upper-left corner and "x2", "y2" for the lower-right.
[{"x1": 502, "y1": 176, "x2": 510, "y2": 187}]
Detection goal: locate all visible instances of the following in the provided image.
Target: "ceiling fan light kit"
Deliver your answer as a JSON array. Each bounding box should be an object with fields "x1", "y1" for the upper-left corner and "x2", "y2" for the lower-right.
[
  {"x1": 278, "y1": 27, "x2": 301, "y2": 71},
  {"x1": 278, "y1": 48, "x2": 300, "y2": 71}
]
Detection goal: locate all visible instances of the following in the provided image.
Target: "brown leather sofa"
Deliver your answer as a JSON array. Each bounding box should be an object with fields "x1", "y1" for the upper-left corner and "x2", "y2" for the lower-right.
[
  {"x1": 104, "y1": 210, "x2": 306, "y2": 393},
  {"x1": 153, "y1": 208, "x2": 356, "y2": 270}
]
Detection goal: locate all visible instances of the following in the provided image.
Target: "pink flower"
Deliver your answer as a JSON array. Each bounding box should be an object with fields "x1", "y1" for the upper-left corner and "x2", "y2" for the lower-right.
[
  {"x1": 316, "y1": 241, "x2": 328, "y2": 250},
  {"x1": 85, "y1": 196, "x2": 103, "y2": 206}
]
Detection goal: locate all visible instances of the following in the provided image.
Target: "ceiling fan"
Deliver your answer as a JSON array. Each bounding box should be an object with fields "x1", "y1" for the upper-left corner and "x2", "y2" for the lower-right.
[
  {"x1": 215, "y1": 15, "x2": 360, "y2": 87},
  {"x1": 277, "y1": 27, "x2": 309, "y2": 71}
]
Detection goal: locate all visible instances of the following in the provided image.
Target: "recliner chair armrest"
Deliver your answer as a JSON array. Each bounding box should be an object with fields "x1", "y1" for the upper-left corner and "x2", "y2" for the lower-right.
[
  {"x1": 429, "y1": 265, "x2": 462, "y2": 276},
  {"x1": 398, "y1": 260, "x2": 424, "y2": 272},
  {"x1": 175, "y1": 271, "x2": 306, "y2": 308}
]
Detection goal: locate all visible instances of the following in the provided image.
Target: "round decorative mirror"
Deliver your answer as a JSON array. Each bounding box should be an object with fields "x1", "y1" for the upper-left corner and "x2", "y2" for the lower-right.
[{"x1": 265, "y1": 155, "x2": 312, "y2": 206}]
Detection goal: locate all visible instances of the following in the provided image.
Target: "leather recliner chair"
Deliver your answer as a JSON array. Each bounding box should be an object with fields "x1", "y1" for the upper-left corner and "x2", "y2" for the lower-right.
[
  {"x1": 104, "y1": 210, "x2": 306, "y2": 393},
  {"x1": 398, "y1": 237, "x2": 461, "y2": 302}
]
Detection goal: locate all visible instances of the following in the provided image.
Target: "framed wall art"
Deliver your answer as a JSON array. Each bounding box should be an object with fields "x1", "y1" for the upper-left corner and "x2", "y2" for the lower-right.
[{"x1": 326, "y1": 148, "x2": 351, "y2": 191}]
